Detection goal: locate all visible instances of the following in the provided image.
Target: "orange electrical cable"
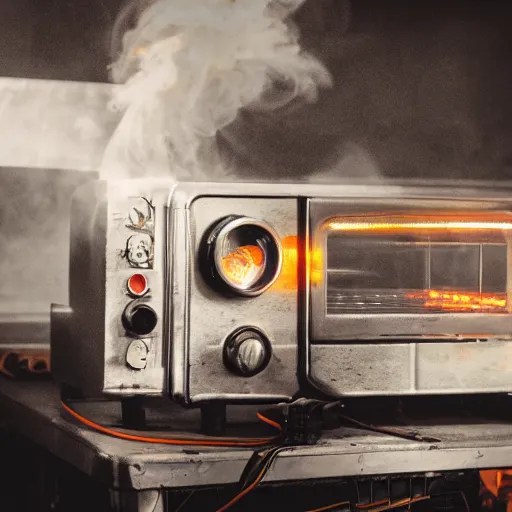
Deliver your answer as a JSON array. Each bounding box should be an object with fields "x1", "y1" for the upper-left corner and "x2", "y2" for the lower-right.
[
  {"x1": 61, "y1": 401, "x2": 281, "y2": 448},
  {"x1": 370, "y1": 496, "x2": 430, "y2": 511},
  {"x1": 216, "y1": 461, "x2": 270, "y2": 512},
  {"x1": 305, "y1": 501, "x2": 350, "y2": 512},
  {"x1": 306, "y1": 496, "x2": 430, "y2": 512},
  {"x1": 0, "y1": 351, "x2": 50, "y2": 378},
  {"x1": 0, "y1": 352, "x2": 15, "y2": 378},
  {"x1": 256, "y1": 412, "x2": 282, "y2": 431},
  {"x1": 216, "y1": 446, "x2": 287, "y2": 512},
  {"x1": 356, "y1": 500, "x2": 389, "y2": 509}
]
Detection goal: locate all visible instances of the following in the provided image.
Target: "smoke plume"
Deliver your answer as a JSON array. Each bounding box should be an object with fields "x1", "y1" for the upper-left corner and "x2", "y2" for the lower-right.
[{"x1": 100, "y1": 0, "x2": 332, "y2": 181}]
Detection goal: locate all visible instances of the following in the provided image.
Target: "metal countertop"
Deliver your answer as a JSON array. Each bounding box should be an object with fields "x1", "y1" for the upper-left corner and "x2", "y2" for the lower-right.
[{"x1": 1, "y1": 379, "x2": 512, "y2": 491}]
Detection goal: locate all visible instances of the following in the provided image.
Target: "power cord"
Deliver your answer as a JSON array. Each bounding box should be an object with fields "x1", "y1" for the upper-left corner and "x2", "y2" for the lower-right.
[
  {"x1": 216, "y1": 445, "x2": 290, "y2": 512},
  {"x1": 61, "y1": 400, "x2": 281, "y2": 448},
  {"x1": 61, "y1": 398, "x2": 442, "y2": 511}
]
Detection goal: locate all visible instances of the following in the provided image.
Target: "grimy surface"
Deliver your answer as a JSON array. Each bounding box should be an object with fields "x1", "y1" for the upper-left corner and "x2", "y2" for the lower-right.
[{"x1": 1, "y1": 378, "x2": 512, "y2": 491}]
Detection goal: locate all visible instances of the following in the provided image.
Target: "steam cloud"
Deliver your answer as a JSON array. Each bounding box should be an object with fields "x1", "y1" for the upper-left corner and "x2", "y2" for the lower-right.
[{"x1": 100, "y1": 0, "x2": 333, "y2": 181}]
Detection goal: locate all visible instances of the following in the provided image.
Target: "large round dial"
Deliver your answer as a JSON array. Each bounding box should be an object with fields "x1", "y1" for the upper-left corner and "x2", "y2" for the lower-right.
[
  {"x1": 223, "y1": 327, "x2": 272, "y2": 377},
  {"x1": 202, "y1": 216, "x2": 283, "y2": 297}
]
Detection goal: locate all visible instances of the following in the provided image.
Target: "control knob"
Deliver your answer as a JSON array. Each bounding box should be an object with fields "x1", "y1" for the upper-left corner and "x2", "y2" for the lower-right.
[
  {"x1": 122, "y1": 302, "x2": 157, "y2": 336},
  {"x1": 223, "y1": 327, "x2": 272, "y2": 377}
]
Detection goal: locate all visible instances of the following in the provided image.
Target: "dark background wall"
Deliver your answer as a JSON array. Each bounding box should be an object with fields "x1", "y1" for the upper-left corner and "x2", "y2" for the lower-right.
[
  {"x1": 0, "y1": 0, "x2": 121, "y2": 82},
  {"x1": 225, "y1": 0, "x2": 512, "y2": 182},
  {"x1": 0, "y1": 0, "x2": 512, "y2": 311}
]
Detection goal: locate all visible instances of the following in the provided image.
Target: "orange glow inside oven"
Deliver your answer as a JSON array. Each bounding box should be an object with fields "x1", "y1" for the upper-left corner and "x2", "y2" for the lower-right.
[
  {"x1": 221, "y1": 245, "x2": 265, "y2": 286},
  {"x1": 324, "y1": 212, "x2": 512, "y2": 313},
  {"x1": 406, "y1": 290, "x2": 507, "y2": 312},
  {"x1": 327, "y1": 213, "x2": 512, "y2": 235},
  {"x1": 272, "y1": 236, "x2": 323, "y2": 291}
]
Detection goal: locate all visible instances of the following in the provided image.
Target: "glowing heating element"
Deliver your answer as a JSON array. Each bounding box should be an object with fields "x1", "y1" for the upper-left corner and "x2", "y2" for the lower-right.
[
  {"x1": 328, "y1": 220, "x2": 512, "y2": 232},
  {"x1": 406, "y1": 290, "x2": 507, "y2": 312},
  {"x1": 323, "y1": 213, "x2": 512, "y2": 315},
  {"x1": 221, "y1": 245, "x2": 265, "y2": 288}
]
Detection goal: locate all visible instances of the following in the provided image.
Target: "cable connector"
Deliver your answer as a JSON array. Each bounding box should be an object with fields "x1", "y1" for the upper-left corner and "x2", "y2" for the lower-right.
[
  {"x1": 258, "y1": 399, "x2": 442, "y2": 445},
  {"x1": 259, "y1": 398, "x2": 344, "y2": 446},
  {"x1": 281, "y1": 398, "x2": 324, "y2": 445}
]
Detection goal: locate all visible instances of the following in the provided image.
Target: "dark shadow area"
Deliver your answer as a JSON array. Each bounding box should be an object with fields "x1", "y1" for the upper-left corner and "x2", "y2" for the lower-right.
[
  {"x1": 0, "y1": 0, "x2": 123, "y2": 82},
  {"x1": 221, "y1": 0, "x2": 512, "y2": 182},
  {"x1": 0, "y1": 427, "x2": 483, "y2": 511}
]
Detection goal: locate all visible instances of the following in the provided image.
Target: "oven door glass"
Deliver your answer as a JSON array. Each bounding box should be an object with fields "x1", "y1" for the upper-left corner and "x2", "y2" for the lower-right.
[{"x1": 309, "y1": 201, "x2": 512, "y2": 341}]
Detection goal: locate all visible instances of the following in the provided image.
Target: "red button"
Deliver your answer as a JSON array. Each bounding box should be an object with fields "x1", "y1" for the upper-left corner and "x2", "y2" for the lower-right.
[{"x1": 127, "y1": 274, "x2": 148, "y2": 296}]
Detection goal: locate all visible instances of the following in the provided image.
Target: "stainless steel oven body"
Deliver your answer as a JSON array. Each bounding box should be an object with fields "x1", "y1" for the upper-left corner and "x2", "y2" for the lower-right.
[{"x1": 51, "y1": 179, "x2": 512, "y2": 404}]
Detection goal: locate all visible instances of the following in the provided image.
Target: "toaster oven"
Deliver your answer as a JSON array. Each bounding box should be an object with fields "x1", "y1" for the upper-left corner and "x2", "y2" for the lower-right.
[{"x1": 51, "y1": 179, "x2": 512, "y2": 423}]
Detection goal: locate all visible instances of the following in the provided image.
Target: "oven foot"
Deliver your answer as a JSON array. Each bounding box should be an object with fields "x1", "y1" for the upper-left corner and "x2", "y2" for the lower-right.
[
  {"x1": 200, "y1": 403, "x2": 226, "y2": 436},
  {"x1": 121, "y1": 397, "x2": 147, "y2": 430},
  {"x1": 60, "y1": 383, "x2": 85, "y2": 401}
]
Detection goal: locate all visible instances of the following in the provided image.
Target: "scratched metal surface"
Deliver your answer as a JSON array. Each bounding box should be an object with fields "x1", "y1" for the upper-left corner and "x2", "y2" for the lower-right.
[{"x1": 1, "y1": 379, "x2": 512, "y2": 490}]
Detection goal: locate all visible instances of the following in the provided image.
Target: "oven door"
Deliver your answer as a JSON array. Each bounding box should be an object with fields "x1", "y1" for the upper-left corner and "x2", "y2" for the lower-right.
[{"x1": 307, "y1": 197, "x2": 512, "y2": 396}]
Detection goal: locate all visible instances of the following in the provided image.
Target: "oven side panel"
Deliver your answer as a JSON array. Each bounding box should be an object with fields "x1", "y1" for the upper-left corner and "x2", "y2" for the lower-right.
[
  {"x1": 51, "y1": 180, "x2": 107, "y2": 396},
  {"x1": 102, "y1": 181, "x2": 168, "y2": 396}
]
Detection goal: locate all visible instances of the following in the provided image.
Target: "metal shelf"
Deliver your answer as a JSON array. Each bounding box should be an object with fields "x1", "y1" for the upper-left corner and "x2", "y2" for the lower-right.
[{"x1": 1, "y1": 379, "x2": 512, "y2": 491}]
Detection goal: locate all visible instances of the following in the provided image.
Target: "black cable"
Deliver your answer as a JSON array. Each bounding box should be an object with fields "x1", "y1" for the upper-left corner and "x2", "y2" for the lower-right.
[
  {"x1": 339, "y1": 414, "x2": 442, "y2": 443},
  {"x1": 239, "y1": 445, "x2": 288, "y2": 491},
  {"x1": 216, "y1": 445, "x2": 289, "y2": 511}
]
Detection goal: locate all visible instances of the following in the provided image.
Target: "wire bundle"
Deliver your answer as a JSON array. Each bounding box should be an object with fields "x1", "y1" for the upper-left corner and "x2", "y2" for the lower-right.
[
  {"x1": 217, "y1": 445, "x2": 289, "y2": 512},
  {"x1": 61, "y1": 400, "x2": 283, "y2": 511},
  {"x1": 61, "y1": 398, "x2": 444, "y2": 511}
]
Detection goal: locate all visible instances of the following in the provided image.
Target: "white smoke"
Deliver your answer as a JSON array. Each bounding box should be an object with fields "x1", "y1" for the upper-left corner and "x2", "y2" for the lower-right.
[{"x1": 100, "y1": 0, "x2": 332, "y2": 181}]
